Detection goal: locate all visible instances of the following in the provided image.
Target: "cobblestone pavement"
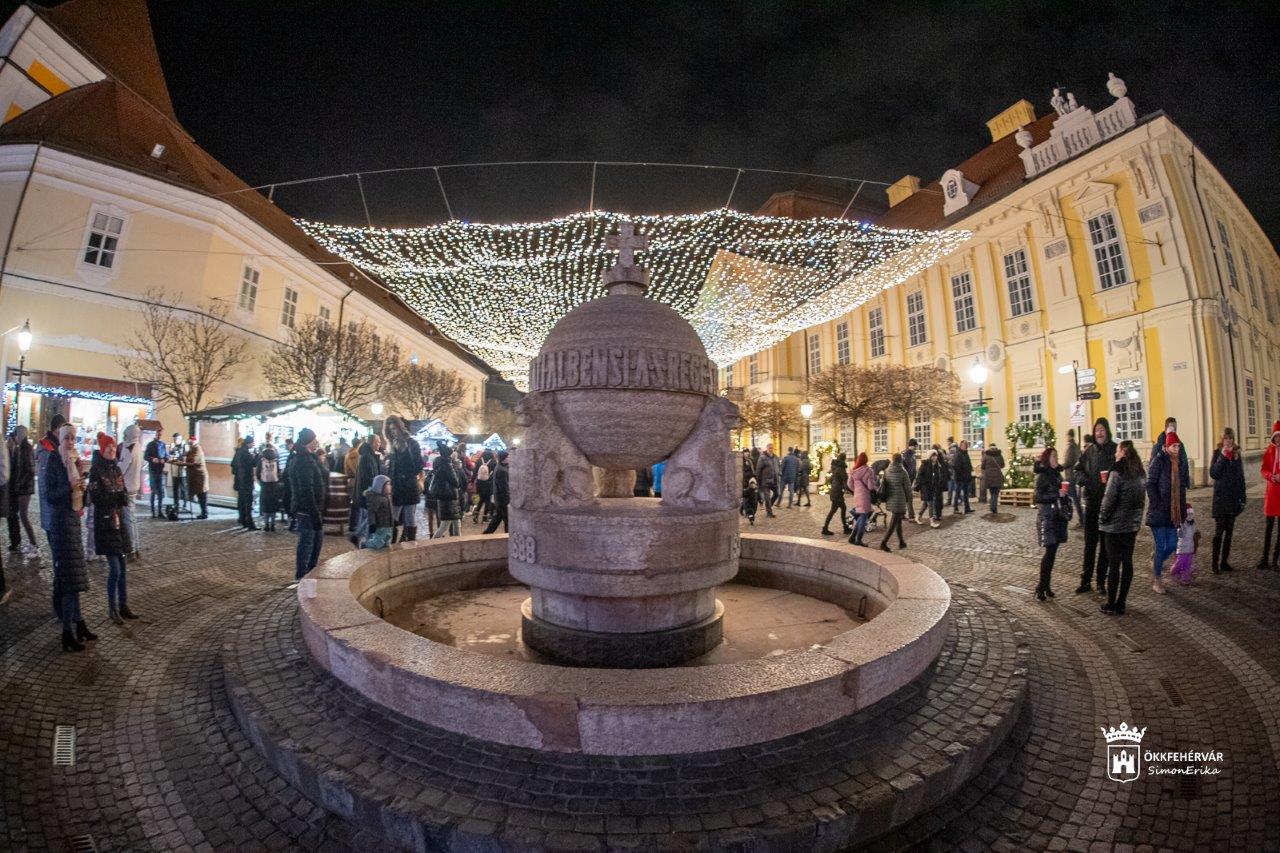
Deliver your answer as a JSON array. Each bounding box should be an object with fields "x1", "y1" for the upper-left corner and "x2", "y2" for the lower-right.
[{"x1": 2, "y1": 484, "x2": 1278, "y2": 852}]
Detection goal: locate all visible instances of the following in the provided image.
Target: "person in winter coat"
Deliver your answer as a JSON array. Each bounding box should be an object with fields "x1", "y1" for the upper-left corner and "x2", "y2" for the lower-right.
[
  {"x1": 1258, "y1": 420, "x2": 1280, "y2": 570},
  {"x1": 344, "y1": 437, "x2": 363, "y2": 533},
  {"x1": 471, "y1": 452, "x2": 494, "y2": 522},
  {"x1": 951, "y1": 440, "x2": 974, "y2": 514},
  {"x1": 36, "y1": 414, "x2": 67, "y2": 538},
  {"x1": 184, "y1": 438, "x2": 208, "y2": 519},
  {"x1": 1062, "y1": 429, "x2": 1084, "y2": 523},
  {"x1": 0, "y1": 430, "x2": 8, "y2": 603},
  {"x1": 8, "y1": 425, "x2": 38, "y2": 557},
  {"x1": 915, "y1": 450, "x2": 948, "y2": 528},
  {"x1": 901, "y1": 439, "x2": 919, "y2": 521},
  {"x1": 289, "y1": 428, "x2": 328, "y2": 580},
  {"x1": 231, "y1": 435, "x2": 257, "y2": 530},
  {"x1": 1099, "y1": 440, "x2": 1146, "y2": 615},
  {"x1": 429, "y1": 443, "x2": 462, "y2": 539},
  {"x1": 754, "y1": 446, "x2": 781, "y2": 518},
  {"x1": 46, "y1": 423, "x2": 95, "y2": 651},
  {"x1": 362, "y1": 474, "x2": 394, "y2": 550},
  {"x1": 878, "y1": 453, "x2": 911, "y2": 552},
  {"x1": 822, "y1": 452, "x2": 852, "y2": 537},
  {"x1": 352, "y1": 440, "x2": 381, "y2": 546},
  {"x1": 115, "y1": 423, "x2": 143, "y2": 559},
  {"x1": 87, "y1": 433, "x2": 136, "y2": 624},
  {"x1": 1033, "y1": 446, "x2": 1072, "y2": 601},
  {"x1": 1074, "y1": 417, "x2": 1117, "y2": 595},
  {"x1": 980, "y1": 446, "x2": 1006, "y2": 515},
  {"x1": 255, "y1": 443, "x2": 285, "y2": 531},
  {"x1": 483, "y1": 451, "x2": 511, "y2": 534},
  {"x1": 281, "y1": 437, "x2": 296, "y2": 532},
  {"x1": 143, "y1": 432, "x2": 168, "y2": 518},
  {"x1": 780, "y1": 449, "x2": 800, "y2": 508},
  {"x1": 795, "y1": 451, "x2": 813, "y2": 507},
  {"x1": 384, "y1": 416, "x2": 424, "y2": 541},
  {"x1": 846, "y1": 453, "x2": 880, "y2": 547},
  {"x1": 1208, "y1": 428, "x2": 1245, "y2": 574},
  {"x1": 1146, "y1": 430, "x2": 1189, "y2": 594}
]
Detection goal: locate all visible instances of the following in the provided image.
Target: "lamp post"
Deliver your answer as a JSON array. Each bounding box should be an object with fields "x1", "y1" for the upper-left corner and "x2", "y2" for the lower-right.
[
  {"x1": 10, "y1": 319, "x2": 33, "y2": 431},
  {"x1": 370, "y1": 401, "x2": 384, "y2": 417},
  {"x1": 968, "y1": 359, "x2": 989, "y2": 449},
  {"x1": 800, "y1": 402, "x2": 813, "y2": 450}
]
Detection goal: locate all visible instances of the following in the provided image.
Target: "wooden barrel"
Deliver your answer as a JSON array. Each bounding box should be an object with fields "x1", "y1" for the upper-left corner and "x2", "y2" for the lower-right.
[{"x1": 324, "y1": 472, "x2": 351, "y2": 535}]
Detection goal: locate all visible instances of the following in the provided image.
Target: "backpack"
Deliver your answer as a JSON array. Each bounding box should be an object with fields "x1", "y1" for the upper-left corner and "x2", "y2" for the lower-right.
[
  {"x1": 260, "y1": 457, "x2": 279, "y2": 483},
  {"x1": 476, "y1": 462, "x2": 491, "y2": 482}
]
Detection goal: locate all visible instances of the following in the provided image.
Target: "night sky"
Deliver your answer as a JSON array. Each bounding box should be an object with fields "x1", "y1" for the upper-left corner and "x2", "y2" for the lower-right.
[{"x1": 33, "y1": 3, "x2": 1280, "y2": 242}]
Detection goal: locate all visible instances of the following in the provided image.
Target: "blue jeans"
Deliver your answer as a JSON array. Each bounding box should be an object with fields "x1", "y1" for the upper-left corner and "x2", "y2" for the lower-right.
[
  {"x1": 295, "y1": 517, "x2": 323, "y2": 580},
  {"x1": 355, "y1": 507, "x2": 369, "y2": 543},
  {"x1": 988, "y1": 487, "x2": 1001, "y2": 514},
  {"x1": 149, "y1": 472, "x2": 165, "y2": 515},
  {"x1": 952, "y1": 479, "x2": 971, "y2": 512},
  {"x1": 1152, "y1": 526, "x2": 1177, "y2": 578},
  {"x1": 1067, "y1": 482, "x2": 1084, "y2": 522},
  {"x1": 106, "y1": 554, "x2": 127, "y2": 610},
  {"x1": 852, "y1": 511, "x2": 870, "y2": 541}
]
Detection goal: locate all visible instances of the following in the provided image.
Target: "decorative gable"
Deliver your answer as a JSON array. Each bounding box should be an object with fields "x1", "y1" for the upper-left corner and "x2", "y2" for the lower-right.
[{"x1": 940, "y1": 169, "x2": 980, "y2": 216}]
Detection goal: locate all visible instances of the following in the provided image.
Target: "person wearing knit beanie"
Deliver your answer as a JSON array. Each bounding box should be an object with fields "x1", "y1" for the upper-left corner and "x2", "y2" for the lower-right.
[{"x1": 1146, "y1": 428, "x2": 1188, "y2": 594}]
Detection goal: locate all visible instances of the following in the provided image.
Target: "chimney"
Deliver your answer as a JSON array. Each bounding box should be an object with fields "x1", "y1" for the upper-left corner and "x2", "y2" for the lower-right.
[
  {"x1": 985, "y1": 99, "x2": 1037, "y2": 142},
  {"x1": 886, "y1": 175, "x2": 921, "y2": 208}
]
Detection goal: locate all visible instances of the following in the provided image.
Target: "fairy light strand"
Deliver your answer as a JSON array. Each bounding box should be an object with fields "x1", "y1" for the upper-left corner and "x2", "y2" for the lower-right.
[{"x1": 296, "y1": 210, "x2": 968, "y2": 388}]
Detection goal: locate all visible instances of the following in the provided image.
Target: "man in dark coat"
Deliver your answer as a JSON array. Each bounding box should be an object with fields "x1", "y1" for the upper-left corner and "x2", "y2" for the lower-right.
[
  {"x1": 952, "y1": 440, "x2": 974, "y2": 514},
  {"x1": 7, "y1": 425, "x2": 37, "y2": 556},
  {"x1": 289, "y1": 428, "x2": 328, "y2": 580},
  {"x1": 780, "y1": 448, "x2": 800, "y2": 508},
  {"x1": 231, "y1": 435, "x2": 258, "y2": 530},
  {"x1": 821, "y1": 452, "x2": 852, "y2": 536},
  {"x1": 1074, "y1": 417, "x2": 1117, "y2": 594},
  {"x1": 901, "y1": 439, "x2": 919, "y2": 521},
  {"x1": 143, "y1": 431, "x2": 168, "y2": 518},
  {"x1": 351, "y1": 439, "x2": 381, "y2": 546},
  {"x1": 483, "y1": 451, "x2": 511, "y2": 534},
  {"x1": 755, "y1": 446, "x2": 781, "y2": 518}
]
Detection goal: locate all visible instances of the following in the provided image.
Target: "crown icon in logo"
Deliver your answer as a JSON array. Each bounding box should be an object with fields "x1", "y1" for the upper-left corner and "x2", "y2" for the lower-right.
[{"x1": 1100, "y1": 722, "x2": 1147, "y2": 744}]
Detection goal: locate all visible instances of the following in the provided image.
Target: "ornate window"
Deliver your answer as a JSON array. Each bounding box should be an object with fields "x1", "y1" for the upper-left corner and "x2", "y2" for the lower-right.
[
  {"x1": 868, "y1": 308, "x2": 886, "y2": 358},
  {"x1": 281, "y1": 286, "x2": 299, "y2": 329},
  {"x1": 237, "y1": 265, "x2": 260, "y2": 312},
  {"x1": 1216, "y1": 221, "x2": 1239, "y2": 290},
  {"x1": 951, "y1": 271, "x2": 976, "y2": 333},
  {"x1": 1087, "y1": 211, "x2": 1129, "y2": 290},
  {"x1": 835, "y1": 321, "x2": 850, "y2": 365},
  {"x1": 839, "y1": 421, "x2": 855, "y2": 453},
  {"x1": 1003, "y1": 248, "x2": 1036, "y2": 317},
  {"x1": 1017, "y1": 393, "x2": 1045, "y2": 437},
  {"x1": 1266, "y1": 386, "x2": 1274, "y2": 432},
  {"x1": 906, "y1": 291, "x2": 927, "y2": 346},
  {"x1": 1112, "y1": 379, "x2": 1144, "y2": 442},
  {"x1": 873, "y1": 421, "x2": 889, "y2": 454},
  {"x1": 807, "y1": 332, "x2": 822, "y2": 375},
  {"x1": 912, "y1": 411, "x2": 932, "y2": 448},
  {"x1": 1246, "y1": 377, "x2": 1257, "y2": 436},
  {"x1": 1242, "y1": 248, "x2": 1259, "y2": 308},
  {"x1": 318, "y1": 304, "x2": 332, "y2": 323},
  {"x1": 83, "y1": 212, "x2": 124, "y2": 269}
]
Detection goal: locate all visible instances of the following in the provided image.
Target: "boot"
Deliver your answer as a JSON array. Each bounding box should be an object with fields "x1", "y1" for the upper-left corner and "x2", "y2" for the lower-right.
[
  {"x1": 1211, "y1": 537, "x2": 1221, "y2": 574},
  {"x1": 119, "y1": 605, "x2": 138, "y2": 620},
  {"x1": 75, "y1": 620, "x2": 97, "y2": 641},
  {"x1": 403, "y1": 526, "x2": 417, "y2": 542},
  {"x1": 109, "y1": 606, "x2": 122, "y2": 625},
  {"x1": 821, "y1": 528, "x2": 833, "y2": 536},
  {"x1": 61, "y1": 629, "x2": 85, "y2": 652}
]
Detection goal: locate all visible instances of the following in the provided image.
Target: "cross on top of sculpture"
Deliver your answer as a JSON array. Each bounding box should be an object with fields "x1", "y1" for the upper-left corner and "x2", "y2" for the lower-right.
[{"x1": 606, "y1": 220, "x2": 650, "y2": 268}]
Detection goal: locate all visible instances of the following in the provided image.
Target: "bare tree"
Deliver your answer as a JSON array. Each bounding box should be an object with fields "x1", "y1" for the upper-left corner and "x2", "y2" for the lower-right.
[
  {"x1": 117, "y1": 289, "x2": 249, "y2": 430},
  {"x1": 265, "y1": 317, "x2": 402, "y2": 410},
  {"x1": 880, "y1": 365, "x2": 964, "y2": 445},
  {"x1": 757, "y1": 399, "x2": 801, "y2": 449},
  {"x1": 388, "y1": 362, "x2": 467, "y2": 421},
  {"x1": 808, "y1": 364, "x2": 893, "y2": 456}
]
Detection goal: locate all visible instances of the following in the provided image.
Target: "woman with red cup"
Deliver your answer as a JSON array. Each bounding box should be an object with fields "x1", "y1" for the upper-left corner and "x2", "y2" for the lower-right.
[
  {"x1": 1259, "y1": 421, "x2": 1280, "y2": 570},
  {"x1": 1033, "y1": 446, "x2": 1073, "y2": 601}
]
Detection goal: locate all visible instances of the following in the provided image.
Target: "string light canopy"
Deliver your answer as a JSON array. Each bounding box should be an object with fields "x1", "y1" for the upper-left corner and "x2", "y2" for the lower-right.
[{"x1": 297, "y1": 210, "x2": 968, "y2": 388}]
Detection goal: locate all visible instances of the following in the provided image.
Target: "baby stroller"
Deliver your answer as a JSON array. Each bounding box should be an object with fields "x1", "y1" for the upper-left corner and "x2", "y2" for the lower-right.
[{"x1": 848, "y1": 459, "x2": 890, "y2": 532}]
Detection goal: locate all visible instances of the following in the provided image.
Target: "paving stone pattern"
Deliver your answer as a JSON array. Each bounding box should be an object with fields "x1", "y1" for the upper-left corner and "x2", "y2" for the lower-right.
[{"x1": 2, "y1": 484, "x2": 1278, "y2": 851}]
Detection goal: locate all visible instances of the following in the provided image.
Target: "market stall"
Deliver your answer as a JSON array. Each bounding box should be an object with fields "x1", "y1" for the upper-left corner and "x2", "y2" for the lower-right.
[{"x1": 188, "y1": 397, "x2": 368, "y2": 506}]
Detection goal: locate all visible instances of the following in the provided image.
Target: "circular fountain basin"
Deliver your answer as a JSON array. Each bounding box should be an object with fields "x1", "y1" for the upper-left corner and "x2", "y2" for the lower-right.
[{"x1": 298, "y1": 533, "x2": 950, "y2": 756}]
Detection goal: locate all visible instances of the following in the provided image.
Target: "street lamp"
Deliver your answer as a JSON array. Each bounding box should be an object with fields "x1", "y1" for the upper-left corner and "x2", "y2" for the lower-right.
[
  {"x1": 799, "y1": 402, "x2": 813, "y2": 450},
  {"x1": 968, "y1": 359, "x2": 989, "y2": 449},
  {"x1": 10, "y1": 320, "x2": 33, "y2": 431},
  {"x1": 370, "y1": 401, "x2": 384, "y2": 417}
]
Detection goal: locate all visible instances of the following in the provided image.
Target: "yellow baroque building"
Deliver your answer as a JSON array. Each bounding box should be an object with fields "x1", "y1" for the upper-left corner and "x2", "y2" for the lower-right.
[
  {"x1": 0, "y1": 1, "x2": 493, "y2": 445},
  {"x1": 728, "y1": 80, "x2": 1280, "y2": 482}
]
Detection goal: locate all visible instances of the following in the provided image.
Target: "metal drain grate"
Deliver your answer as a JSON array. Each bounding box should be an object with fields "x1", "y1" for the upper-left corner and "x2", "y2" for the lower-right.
[
  {"x1": 52, "y1": 725, "x2": 76, "y2": 766},
  {"x1": 1159, "y1": 677, "x2": 1186, "y2": 707},
  {"x1": 1177, "y1": 775, "x2": 1200, "y2": 799},
  {"x1": 68, "y1": 835, "x2": 98, "y2": 853}
]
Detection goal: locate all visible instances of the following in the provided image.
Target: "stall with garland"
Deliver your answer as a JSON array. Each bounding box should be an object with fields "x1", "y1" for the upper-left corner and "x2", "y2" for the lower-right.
[
  {"x1": 4, "y1": 378, "x2": 153, "y2": 439},
  {"x1": 189, "y1": 397, "x2": 368, "y2": 505}
]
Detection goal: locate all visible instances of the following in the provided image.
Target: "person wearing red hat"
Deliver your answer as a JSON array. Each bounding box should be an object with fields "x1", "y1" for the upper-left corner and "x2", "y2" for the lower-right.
[
  {"x1": 88, "y1": 432, "x2": 137, "y2": 623},
  {"x1": 1146, "y1": 429, "x2": 1189, "y2": 593},
  {"x1": 1259, "y1": 420, "x2": 1280, "y2": 570}
]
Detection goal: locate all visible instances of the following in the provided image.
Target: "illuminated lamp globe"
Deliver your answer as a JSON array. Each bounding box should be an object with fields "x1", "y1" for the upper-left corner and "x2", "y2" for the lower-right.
[
  {"x1": 800, "y1": 402, "x2": 814, "y2": 419},
  {"x1": 969, "y1": 361, "x2": 988, "y2": 386},
  {"x1": 18, "y1": 319, "x2": 32, "y2": 353},
  {"x1": 370, "y1": 401, "x2": 384, "y2": 417}
]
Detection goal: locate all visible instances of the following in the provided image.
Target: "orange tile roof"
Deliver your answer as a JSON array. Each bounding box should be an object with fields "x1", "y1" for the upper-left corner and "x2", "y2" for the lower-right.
[{"x1": 875, "y1": 112, "x2": 1058, "y2": 231}]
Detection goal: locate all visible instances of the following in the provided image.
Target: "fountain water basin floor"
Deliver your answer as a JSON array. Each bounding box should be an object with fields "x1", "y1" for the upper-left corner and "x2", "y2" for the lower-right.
[{"x1": 384, "y1": 582, "x2": 863, "y2": 665}]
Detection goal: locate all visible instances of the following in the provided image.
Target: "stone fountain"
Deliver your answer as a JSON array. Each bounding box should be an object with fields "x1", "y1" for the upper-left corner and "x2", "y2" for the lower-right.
[{"x1": 224, "y1": 221, "x2": 1028, "y2": 851}]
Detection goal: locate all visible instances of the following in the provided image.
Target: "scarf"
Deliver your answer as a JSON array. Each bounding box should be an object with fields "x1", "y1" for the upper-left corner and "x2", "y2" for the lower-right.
[
  {"x1": 58, "y1": 424, "x2": 84, "y2": 512},
  {"x1": 1168, "y1": 448, "x2": 1183, "y2": 526}
]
